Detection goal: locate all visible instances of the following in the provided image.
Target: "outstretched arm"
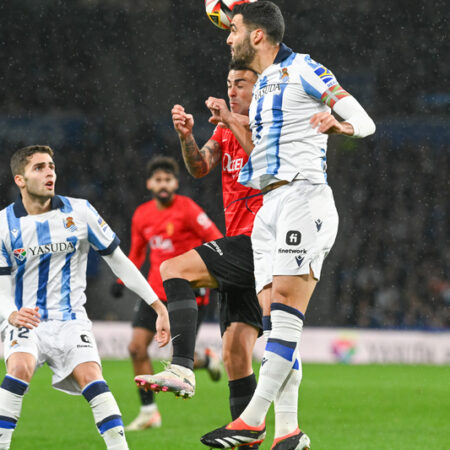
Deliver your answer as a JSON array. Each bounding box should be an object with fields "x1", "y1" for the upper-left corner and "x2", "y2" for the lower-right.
[
  {"x1": 103, "y1": 247, "x2": 170, "y2": 347},
  {"x1": 310, "y1": 96, "x2": 376, "y2": 138},
  {"x1": 172, "y1": 104, "x2": 222, "y2": 178}
]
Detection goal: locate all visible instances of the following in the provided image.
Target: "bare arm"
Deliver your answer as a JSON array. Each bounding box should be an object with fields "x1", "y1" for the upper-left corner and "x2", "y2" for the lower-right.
[
  {"x1": 180, "y1": 135, "x2": 222, "y2": 178},
  {"x1": 172, "y1": 104, "x2": 222, "y2": 178}
]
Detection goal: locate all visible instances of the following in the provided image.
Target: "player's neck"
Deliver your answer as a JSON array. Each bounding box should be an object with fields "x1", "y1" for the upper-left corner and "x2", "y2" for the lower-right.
[
  {"x1": 155, "y1": 195, "x2": 175, "y2": 210},
  {"x1": 254, "y1": 43, "x2": 280, "y2": 74},
  {"x1": 21, "y1": 191, "x2": 52, "y2": 215}
]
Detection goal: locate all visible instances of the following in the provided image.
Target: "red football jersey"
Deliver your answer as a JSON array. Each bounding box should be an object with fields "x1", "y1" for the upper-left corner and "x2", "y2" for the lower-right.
[
  {"x1": 211, "y1": 126, "x2": 263, "y2": 236},
  {"x1": 126, "y1": 195, "x2": 222, "y2": 302}
]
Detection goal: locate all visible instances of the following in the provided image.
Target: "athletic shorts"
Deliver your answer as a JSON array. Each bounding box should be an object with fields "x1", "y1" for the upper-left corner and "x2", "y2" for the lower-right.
[
  {"x1": 252, "y1": 181, "x2": 339, "y2": 293},
  {"x1": 132, "y1": 298, "x2": 206, "y2": 334},
  {"x1": 195, "y1": 235, "x2": 262, "y2": 336},
  {"x1": 3, "y1": 318, "x2": 101, "y2": 395}
]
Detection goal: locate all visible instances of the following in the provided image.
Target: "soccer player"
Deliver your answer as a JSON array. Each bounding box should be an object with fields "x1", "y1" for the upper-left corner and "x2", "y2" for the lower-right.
[
  {"x1": 110, "y1": 155, "x2": 223, "y2": 431},
  {"x1": 135, "y1": 65, "x2": 265, "y2": 447},
  {"x1": 0, "y1": 145, "x2": 170, "y2": 450},
  {"x1": 201, "y1": 2, "x2": 376, "y2": 449}
]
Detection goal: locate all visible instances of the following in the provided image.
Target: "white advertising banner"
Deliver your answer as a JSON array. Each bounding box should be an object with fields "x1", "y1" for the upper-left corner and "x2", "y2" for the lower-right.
[{"x1": 1, "y1": 322, "x2": 449, "y2": 365}]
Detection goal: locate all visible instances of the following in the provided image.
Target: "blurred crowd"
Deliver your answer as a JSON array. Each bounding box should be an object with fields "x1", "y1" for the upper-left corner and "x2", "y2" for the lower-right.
[{"x1": 0, "y1": 0, "x2": 448, "y2": 329}]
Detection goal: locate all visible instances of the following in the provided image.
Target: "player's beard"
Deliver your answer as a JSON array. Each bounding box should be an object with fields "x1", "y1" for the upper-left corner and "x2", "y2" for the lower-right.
[
  {"x1": 231, "y1": 33, "x2": 256, "y2": 67},
  {"x1": 155, "y1": 189, "x2": 174, "y2": 205}
]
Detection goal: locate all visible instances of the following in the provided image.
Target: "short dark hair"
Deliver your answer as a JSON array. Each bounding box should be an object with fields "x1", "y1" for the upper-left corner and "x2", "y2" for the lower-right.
[
  {"x1": 228, "y1": 60, "x2": 259, "y2": 77},
  {"x1": 10, "y1": 145, "x2": 54, "y2": 176},
  {"x1": 146, "y1": 155, "x2": 179, "y2": 179},
  {"x1": 232, "y1": 1, "x2": 285, "y2": 44}
]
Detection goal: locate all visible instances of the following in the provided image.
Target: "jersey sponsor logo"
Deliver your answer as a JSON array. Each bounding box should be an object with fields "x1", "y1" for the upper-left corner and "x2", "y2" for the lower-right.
[
  {"x1": 305, "y1": 55, "x2": 337, "y2": 88},
  {"x1": 149, "y1": 235, "x2": 174, "y2": 252},
  {"x1": 63, "y1": 216, "x2": 78, "y2": 232},
  {"x1": 254, "y1": 83, "x2": 281, "y2": 101},
  {"x1": 278, "y1": 248, "x2": 306, "y2": 255},
  {"x1": 286, "y1": 230, "x2": 302, "y2": 246},
  {"x1": 197, "y1": 212, "x2": 213, "y2": 229},
  {"x1": 15, "y1": 241, "x2": 76, "y2": 259},
  {"x1": 97, "y1": 216, "x2": 106, "y2": 227},
  {"x1": 13, "y1": 248, "x2": 27, "y2": 261},
  {"x1": 223, "y1": 153, "x2": 244, "y2": 173}
]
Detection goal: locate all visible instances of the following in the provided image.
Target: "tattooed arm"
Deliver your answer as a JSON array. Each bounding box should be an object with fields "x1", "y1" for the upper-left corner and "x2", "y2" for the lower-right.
[{"x1": 172, "y1": 104, "x2": 222, "y2": 178}]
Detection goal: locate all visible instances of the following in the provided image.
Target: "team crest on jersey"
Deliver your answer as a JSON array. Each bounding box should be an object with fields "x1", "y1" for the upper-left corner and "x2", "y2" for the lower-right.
[
  {"x1": 279, "y1": 67, "x2": 290, "y2": 81},
  {"x1": 63, "y1": 216, "x2": 77, "y2": 232},
  {"x1": 13, "y1": 248, "x2": 27, "y2": 261},
  {"x1": 166, "y1": 222, "x2": 174, "y2": 236}
]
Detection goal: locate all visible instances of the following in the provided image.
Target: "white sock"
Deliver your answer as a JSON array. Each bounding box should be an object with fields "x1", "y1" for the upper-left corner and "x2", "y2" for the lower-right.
[
  {"x1": 82, "y1": 380, "x2": 128, "y2": 450},
  {"x1": 0, "y1": 375, "x2": 28, "y2": 450},
  {"x1": 141, "y1": 403, "x2": 157, "y2": 414},
  {"x1": 171, "y1": 364, "x2": 194, "y2": 377},
  {"x1": 274, "y1": 352, "x2": 303, "y2": 438},
  {"x1": 241, "y1": 304, "x2": 304, "y2": 426}
]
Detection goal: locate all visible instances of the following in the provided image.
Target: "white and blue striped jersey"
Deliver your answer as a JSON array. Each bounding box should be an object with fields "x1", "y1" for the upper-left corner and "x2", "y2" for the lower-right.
[
  {"x1": 238, "y1": 44, "x2": 349, "y2": 190},
  {"x1": 0, "y1": 195, "x2": 119, "y2": 321}
]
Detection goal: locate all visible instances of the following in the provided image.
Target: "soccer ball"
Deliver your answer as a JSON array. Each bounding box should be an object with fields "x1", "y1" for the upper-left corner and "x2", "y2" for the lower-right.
[{"x1": 205, "y1": 0, "x2": 257, "y2": 30}]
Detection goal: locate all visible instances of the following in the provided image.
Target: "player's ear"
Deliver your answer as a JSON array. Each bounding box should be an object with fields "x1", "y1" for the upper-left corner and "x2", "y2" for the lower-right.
[
  {"x1": 174, "y1": 178, "x2": 179, "y2": 191},
  {"x1": 252, "y1": 28, "x2": 264, "y2": 45},
  {"x1": 14, "y1": 174, "x2": 25, "y2": 189},
  {"x1": 146, "y1": 178, "x2": 153, "y2": 191}
]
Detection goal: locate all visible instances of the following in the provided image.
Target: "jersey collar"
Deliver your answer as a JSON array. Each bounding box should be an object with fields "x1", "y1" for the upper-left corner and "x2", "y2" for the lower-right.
[
  {"x1": 273, "y1": 43, "x2": 293, "y2": 65},
  {"x1": 13, "y1": 195, "x2": 65, "y2": 218}
]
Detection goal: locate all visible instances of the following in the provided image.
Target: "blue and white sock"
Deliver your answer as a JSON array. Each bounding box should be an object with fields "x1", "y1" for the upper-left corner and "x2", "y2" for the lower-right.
[
  {"x1": 262, "y1": 313, "x2": 303, "y2": 437},
  {"x1": 275, "y1": 351, "x2": 303, "y2": 438},
  {"x1": 82, "y1": 380, "x2": 128, "y2": 450},
  {"x1": 241, "y1": 303, "x2": 304, "y2": 427},
  {"x1": 0, "y1": 375, "x2": 28, "y2": 449}
]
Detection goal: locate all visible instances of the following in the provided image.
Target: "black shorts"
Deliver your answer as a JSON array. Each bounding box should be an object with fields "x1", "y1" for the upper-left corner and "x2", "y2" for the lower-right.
[
  {"x1": 195, "y1": 235, "x2": 262, "y2": 336},
  {"x1": 132, "y1": 299, "x2": 206, "y2": 333}
]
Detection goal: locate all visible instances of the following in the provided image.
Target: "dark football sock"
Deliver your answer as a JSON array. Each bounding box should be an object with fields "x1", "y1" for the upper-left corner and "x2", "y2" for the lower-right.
[
  {"x1": 164, "y1": 278, "x2": 198, "y2": 371},
  {"x1": 138, "y1": 387, "x2": 154, "y2": 406},
  {"x1": 228, "y1": 373, "x2": 257, "y2": 420}
]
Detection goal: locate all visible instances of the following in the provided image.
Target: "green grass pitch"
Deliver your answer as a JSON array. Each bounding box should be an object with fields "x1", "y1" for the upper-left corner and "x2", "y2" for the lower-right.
[{"x1": 1, "y1": 360, "x2": 448, "y2": 449}]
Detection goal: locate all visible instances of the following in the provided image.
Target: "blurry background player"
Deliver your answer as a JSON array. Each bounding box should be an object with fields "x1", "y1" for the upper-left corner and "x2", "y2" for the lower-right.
[
  {"x1": 201, "y1": 2, "x2": 376, "y2": 449},
  {"x1": 135, "y1": 65, "x2": 264, "y2": 448},
  {"x1": 0, "y1": 145, "x2": 170, "y2": 450},
  {"x1": 110, "y1": 155, "x2": 223, "y2": 431}
]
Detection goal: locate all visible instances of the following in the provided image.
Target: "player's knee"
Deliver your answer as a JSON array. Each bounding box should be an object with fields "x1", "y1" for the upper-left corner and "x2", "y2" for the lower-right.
[
  {"x1": 8, "y1": 360, "x2": 34, "y2": 382},
  {"x1": 128, "y1": 341, "x2": 149, "y2": 362},
  {"x1": 160, "y1": 258, "x2": 184, "y2": 281}
]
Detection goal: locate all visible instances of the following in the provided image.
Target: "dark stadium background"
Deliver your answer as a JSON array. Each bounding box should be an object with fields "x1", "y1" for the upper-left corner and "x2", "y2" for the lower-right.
[{"x1": 0, "y1": 0, "x2": 448, "y2": 329}]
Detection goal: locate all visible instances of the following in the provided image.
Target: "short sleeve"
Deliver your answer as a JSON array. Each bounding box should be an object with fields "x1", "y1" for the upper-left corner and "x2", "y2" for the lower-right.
[
  {"x1": 210, "y1": 125, "x2": 224, "y2": 145},
  {"x1": 84, "y1": 201, "x2": 120, "y2": 255},
  {"x1": 300, "y1": 55, "x2": 350, "y2": 107}
]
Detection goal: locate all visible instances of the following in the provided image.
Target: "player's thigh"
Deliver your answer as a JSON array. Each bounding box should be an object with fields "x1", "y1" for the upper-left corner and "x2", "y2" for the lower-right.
[
  {"x1": 4, "y1": 325, "x2": 39, "y2": 381},
  {"x1": 72, "y1": 361, "x2": 103, "y2": 390},
  {"x1": 47, "y1": 319, "x2": 102, "y2": 395},
  {"x1": 272, "y1": 270, "x2": 317, "y2": 314},
  {"x1": 274, "y1": 183, "x2": 338, "y2": 280},
  {"x1": 252, "y1": 211, "x2": 277, "y2": 295},
  {"x1": 160, "y1": 249, "x2": 218, "y2": 288}
]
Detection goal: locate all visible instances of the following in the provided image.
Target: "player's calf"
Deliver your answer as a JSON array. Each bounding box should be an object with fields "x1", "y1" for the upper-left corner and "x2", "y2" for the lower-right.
[
  {"x1": 82, "y1": 380, "x2": 128, "y2": 449},
  {"x1": 0, "y1": 375, "x2": 28, "y2": 450}
]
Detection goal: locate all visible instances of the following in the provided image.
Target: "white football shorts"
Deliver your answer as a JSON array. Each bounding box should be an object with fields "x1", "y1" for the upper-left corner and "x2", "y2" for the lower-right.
[
  {"x1": 252, "y1": 181, "x2": 339, "y2": 293},
  {"x1": 2, "y1": 318, "x2": 101, "y2": 395}
]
